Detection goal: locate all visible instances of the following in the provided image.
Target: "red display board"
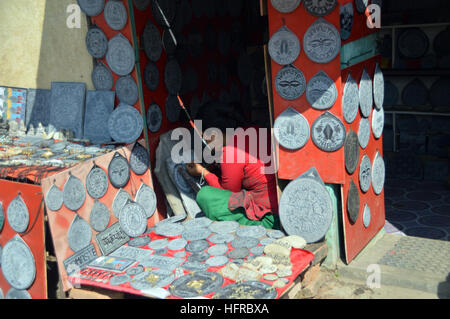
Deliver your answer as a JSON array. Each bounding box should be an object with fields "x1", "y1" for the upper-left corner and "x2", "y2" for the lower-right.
[{"x1": 0, "y1": 180, "x2": 47, "y2": 299}]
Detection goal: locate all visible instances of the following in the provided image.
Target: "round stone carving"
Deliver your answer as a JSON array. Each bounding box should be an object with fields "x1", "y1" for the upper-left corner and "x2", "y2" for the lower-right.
[
  {"x1": 144, "y1": 61, "x2": 159, "y2": 91},
  {"x1": 164, "y1": 59, "x2": 182, "y2": 95},
  {"x1": 151, "y1": 0, "x2": 176, "y2": 27},
  {"x1": 104, "y1": 0, "x2": 128, "y2": 31},
  {"x1": 373, "y1": 63, "x2": 384, "y2": 110},
  {"x1": 106, "y1": 33, "x2": 135, "y2": 76},
  {"x1": 208, "y1": 233, "x2": 235, "y2": 244},
  {"x1": 342, "y1": 73, "x2": 359, "y2": 124},
  {"x1": 128, "y1": 237, "x2": 151, "y2": 247},
  {"x1": 146, "y1": 103, "x2": 162, "y2": 133},
  {"x1": 184, "y1": 217, "x2": 213, "y2": 229},
  {"x1": 115, "y1": 76, "x2": 138, "y2": 106},
  {"x1": 398, "y1": 28, "x2": 429, "y2": 59},
  {"x1": 207, "y1": 244, "x2": 229, "y2": 256},
  {"x1": 268, "y1": 26, "x2": 301, "y2": 66},
  {"x1": 213, "y1": 281, "x2": 277, "y2": 299},
  {"x1": 231, "y1": 237, "x2": 259, "y2": 249},
  {"x1": 279, "y1": 175, "x2": 333, "y2": 243},
  {"x1": 347, "y1": 180, "x2": 360, "y2": 224},
  {"x1": 108, "y1": 104, "x2": 143, "y2": 144},
  {"x1": 358, "y1": 117, "x2": 370, "y2": 149},
  {"x1": 303, "y1": 0, "x2": 337, "y2": 17},
  {"x1": 186, "y1": 240, "x2": 210, "y2": 253},
  {"x1": 340, "y1": 2, "x2": 354, "y2": 41},
  {"x1": 227, "y1": 247, "x2": 249, "y2": 259},
  {"x1": 165, "y1": 95, "x2": 181, "y2": 123},
  {"x1": 275, "y1": 64, "x2": 306, "y2": 100},
  {"x1": 86, "y1": 165, "x2": 108, "y2": 200},
  {"x1": 134, "y1": 0, "x2": 150, "y2": 11},
  {"x1": 1, "y1": 236, "x2": 36, "y2": 290},
  {"x1": 359, "y1": 69, "x2": 373, "y2": 118},
  {"x1": 372, "y1": 106, "x2": 384, "y2": 139},
  {"x1": 168, "y1": 238, "x2": 187, "y2": 250},
  {"x1": 45, "y1": 184, "x2": 63, "y2": 212},
  {"x1": 92, "y1": 62, "x2": 114, "y2": 91},
  {"x1": 359, "y1": 155, "x2": 372, "y2": 193},
  {"x1": 77, "y1": 0, "x2": 105, "y2": 17},
  {"x1": 182, "y1": 261, "x2": 208, "y2": 272},
  {"x1": 108, "y1": 152, "x2": 131, "y2": 189},
  {"x1": 119, "y1": 201, "x2": 147, "y2": 238},
  {"x1": 63, "y1": 175, "x2": 86, "y2": 212},
  {"x1": 68, "y1": 215, "x2": 92, "y2": 253},
  {"x1": 206, "y1": 255, "x2": 228, "y2": 267},
  {"x1": 113, "y1": 189, "x2": 131, "y2": 218},
  {"x1": 344, "y1": 129, "x2": 359, "y2": 175},
  {"x1": 5, "y1": 288, "x2": 32, "y2": 299},
  {"x1": 270, "y1": 0, "x2": 301, "y2": 13},
  {"x1": 209, "y1": 221, "x2": 239, "y2": 234},
  {"x1": 162, "y1": 28, "x2": 177, "y2": 55},
  {"x1": 89, "y1": 200, "x2": 110, "y2": 232},
  {"x1": 109, "y1": 274, "x2": 131, "y2": 286},
  {"x1": 306, "y1": 70, "x2": 337, "y2": 110},
  {"x1": 311, "y1": 112, "x2": 346, "y2": 152},
  {"x1": 129, "y1": 143, "x2": 149, "y2": 175},
  {"x1": 169, "y1": 272, "x2": 224, "y2": 298},
  {"x1": 86, "y1": 26, "x2": 108, "y2": 59},
  {"x1": 372, "y1": 152, "x2": 385, "y2": 195},
  {"x1": 303, "y1": 18, "x2": 340, "y2": 63},
  {"x1": 182, "y1": 227, "x2": 211, "y2": 241},
  {"x1": 236, "y1": 226, "x2": 267, "y2": 239},
  {"x1": 7, "y1": 195, "x2": 29, "y2": 233},
  {"x1": 142, "y1": 21, "x2": 162, "y2": 62},
  {"x1": 274, "y1": 107, "x2": 310, "y2": 150},
  {"x1": 363, "y1": 204, "x2": 371, "y2": 228},
  {"x1": 187, "y1": 252, "x2": 210, "y2": 263},
  {"x1": 155, "y1": 222, "x2": 184, "y2": 237}
]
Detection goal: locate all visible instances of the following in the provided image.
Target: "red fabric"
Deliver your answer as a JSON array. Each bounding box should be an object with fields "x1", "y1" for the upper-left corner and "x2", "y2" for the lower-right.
[{"x1": 204, "y1": 127, "x2": 279, "y2": 221}]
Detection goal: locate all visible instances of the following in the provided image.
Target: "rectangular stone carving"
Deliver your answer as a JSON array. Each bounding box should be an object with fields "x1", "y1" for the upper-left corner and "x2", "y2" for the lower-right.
[
  {"x1": 139, "y1": 255, "x2": 185, "y2": 271},
  {"x1": 63, "y1": 244, "x2": 98, "y2": 276},
  {"x1": 26, "y1": 89, "x2": 51, "y2": 128},
  {"x1": 109, "y1": 246, "x2": 153, "y2": 262},
  {"x1": 95, "y1": 222, "x2": 130, "y2": 256},
  {"x1": 87, "y1": 256, "x2": 135, "y2": 272},
  {"x1": 49, "y1": 82, "x2": 86, "y2": 138},
  {"x1": 83, "y1": 90, "x2": 115, "y2": 143}
]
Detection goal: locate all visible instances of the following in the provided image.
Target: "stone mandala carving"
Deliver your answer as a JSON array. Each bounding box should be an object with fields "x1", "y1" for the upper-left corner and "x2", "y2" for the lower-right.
[
  {"x1": 108, "y1": 104, "x2": 143, "y2": 144},
  {"x1": 342, "y1": 73, "x2": 359, "y2": 124},
  {"x1": 311, "y1": 112, "x2": 346, "y2": 152},
  {"x1": 306, "y1": 70, "x2": 337, "y2": 110},
  {"x1": 274, "y1": 64, "x2": 306, "y2": 100},
  {"x1": 86, "y1": 164, "x2": 108, "y2": 199},
  {"x1": 268, "y1": 26, "x2": 301, "y2": 66},
  {"x1": 106, "y1": 33, "x2": 135, "y2": 76},
  {"x1": 273, "y1": 107, "x2": 310, "y2": 150},
  {"x1": 303, "y1": 18, "x2": 340, "y2": 63},
  {"x1": 270, "y1": 0, "x2": 301, "y2": 13}
]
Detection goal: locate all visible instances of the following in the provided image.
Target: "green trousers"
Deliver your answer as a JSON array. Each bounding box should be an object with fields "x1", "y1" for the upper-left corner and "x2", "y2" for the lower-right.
[{"x1": 196, "y1": 186, "x2": 280, "y2": 230}]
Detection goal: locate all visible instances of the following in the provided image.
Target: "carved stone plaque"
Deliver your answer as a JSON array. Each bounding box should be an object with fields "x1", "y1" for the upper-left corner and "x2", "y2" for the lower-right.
[
  {"x1": 95, "y1": 222, "x2": 130, "y2": 255},
  {"x1": 206, "y1": 255, "x2": 228, "y2": 267},
  {"x1": 112, "y1": 188, "x2": 131, "y2": 218},
  {"x1": 92, "y1": 62, "x2": 114, "y2": 91},
  {"x1": 340, "y1": 2, "x2": 354, "y2": 41},
  {"x1": 182, "y1": 227, "x2": 212, "y2": 241},
  {"x1": 63, "y1": 174, "x2": 86, "y2": 211},
  {"x1": 303, "y1": 18, "x2": 340, "y2": 63},
  {"x1": 274, "y1": 107, "x2": 310, "y2": 151},
  {"x1": 128, "y1": 237, "x2": 151, "y2": 248},
  {"x1": 209, "y1": 233, "x2": 235, "y2": 244},
  {"x1": 108, "y1": 152, "x2": 131, "y2": 189},
  {"x1": 363, "y1": 204, "x2": 371, "y2": 228},
  {"x1": 108, "y1": 105, "x2": 143, "y2": 144},
  {"x1": 63, "y1": 244, "x2": 98, "y2": 275},
  {"x1": 1, "y1": 235, "x2": 36, "y2": 290},
  {"x1": 148, "y1": 238, "x2": 169, "y2": 250},
  {"x1": 68, "y1": 215, "x2": 92, "y2": 253},
  {"x1": 163, "y1": 28, "x2": 177, "y2": 55},
  {"x1": 275, "y1": 64, "x2": 306, "y2": 100},
  {"x1": 279, "y1": 168, "x2": 333, "y2": 243},
  {"x1": 165, "y1": 95, "x2": 181, "y2": 123},
  {"x1": 49, "y1": 82, "x2": 86, "y2": 139},
  {"x1": 86, "y1": 164, "x2": 108, "y2": 199},
  {"x1": 372, "y1": 152, "x2": 385, "y2": 195},
  {"x1": 347, "y1": 180, "x2": 360, "y2": 224},
  {"x1": 26, "y1": 89, "x2": 51, "y2": 128},
  {"x1": 304, "y1": 0, "x2": 337, "y2": 17},
  {"x1": 115, "y1": 76, "x2": 138, "y2": 106},
  {"x1": 88, "y1": 256, "x2": 134, "y2": 271},
  {"x1": 306, "y1": 71, "x2": 337, "y2": 110},
  {"x1": 184, "y1": 217, "x2": 213, "y2": 229},
  {"x1": 231, "y1": 237, "x2": 259, "y2": 249},
  {"x1": 169, "y1": 272, "x2": 225, "y2": 298},
  {"x1": 133, "y1": 269, "x2": 174, "y2": 288},
  {"x1": 342, "y1": 73, "x2": 359, "y2": 124},
  {"x1": 45, "y1": 184, "x2": 63, "y2": 212},
  {"x1": 270, "y1": 0, "x2": 301, "y2": 13},
  {"x1": 359, "y1": 69, "x2": 373, "y2": 118},
  {"x1": 126, "y1": 265, "x2": 145, "y2": 276},
  {"x1": 359, "y1": 155, "x2": 372, "y2": 193},
  {"x1": 372, "y1": 106, "x2": 384, "y2": 139},
  {"x1": 89, "y1": 200, "x2": 110, "y2": 232},
  {"x1": 186, "y1": 240, "x2": 210, "y2": 253},
  {"x1": 373, "y1": 63, "x2": 384, "y2": 110},
  {"x1": 109, "y1": 274, "x2": 131, "y2": 286},
  {"x1": 268, "y1": 26, "x2": 301, "y2": 66},
  {"x1": 106, "y1": 33, "x2": 135, "y2": 76},
  {"x1": 344, "y1": 129, "x2": 359, "y2": 175},
  {"x1": 77, "y1": 0, "x2": 105, "y2": 17},
  {"x1": 142, "y1": 21, "x2": 162, "y2": 62},
  {"x1": 119, "y1": 201, "x2": 147, "y2": 238},
  {"x1": 311, "y1": 112, "x2": 346, "y2": 152},
  {"x1": 358, "y1": 117, "x2": 370, "y2": 149},
  {"x1": 168, "y1": 238, "x2": 187, "y2": 250},
  {"x1": 151, "y1": 0, "x2": 176, "y2": 27},
  {"x1": 155, "y1": 222, "x2": 184, "y2": 237},
  {"x1": 129, "y1": 143, "x2": 149, "y2": 175},
  {"x1": 86, "y1": 25, "x2": 108, "y2": 59},
  {"x1": 207, "y1": 244, "x2": 229, "y2": 256},
  {"x1": 139, "y1": 254, "x2": 184, "y2": 271},
  {"x1": 227, "y1": 247, "x2": 250, "y2": 259},
  {"x1": 134, "y1": 0, "x2": 150, "y2": 11},
  {"x1": 146, "y1": 103, "x2": 162, "y2": 133},
  {"x1": 164, "y1": 59, "x2": 182, "y2": 95},
  {"x1": 182, "y1": 260, "x2": 208, "y2": 271},
  {"x1": 236, "y1": 226, "x2": 267, "y2": 238},
  {"x1": 209, "y1": 221, "x2": 239, "y2": 234},
  {"x1": 213, "y1": 281, "x2": 277, "y2": 299},
  {"x1": 105, "y1": 0, "x2": 128, "y2": 31}
]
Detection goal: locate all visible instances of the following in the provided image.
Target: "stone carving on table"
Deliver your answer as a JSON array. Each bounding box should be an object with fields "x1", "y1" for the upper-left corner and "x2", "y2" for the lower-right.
[
  {"x1": 118, "y1": 200, "x2": 147, "y2": 238},
  {"x1": 67, "y1": 214, "x2": 92, "y2": 253},
  {"x1": 26, "y1": 89, "x2": 51, "y2": 129},
  {"x1": 344, "y1": 129, "x2": 359, "y2": 175},
  {"x1": 112, "y1": 189, "x2": 131, "y2": 219},
  {"x1": 108, "y1": 152, "x2": 131, "y2": 189},
  {"x1": 359, "y1": 69, "x2": 373, "y2": 118},
  {"x1": 104, "y1": 0, "x2": 128, "y2": 31},
  {"x1": 168, "y1": 238, "x2": 187, "y2": 251},
  {"x1": 182, "y1": 227, "x2": 211, "y2": 241},
  {"x1": 146, "y1": 103, "x2": 162, "y2": 133},
  {"x1": 268, "y1": 26, "x2": 301, "y2": 66},
  {"x1": 106, "y1": 33, "x2": 135, "y2": 76},
  {"x1": 303, "y1": 18, "x2": 340, "y2": 63},
  {"x1": 209, "y1": 234, "x2": 235, "y2": 244},
  {"x1": 274, "y1": 64, "x2": 306, "y2": 100},
  {"x1": 207, "y1": 244, "x2": 229, "y2": 256},
  {"x1": 139, "y1": 254, "x2": 184, "y2": 271},
  {"x1": 169, "y1": 272, "x2": 225, "y2": 298},
  {"x1": 127, "y1": 237, "x2": 151, "y2": 248},
  {"x1": 95, "y1": 222, "x2": 130, "y2": 255},
  {"x1": 371, "y1": 106, "x2": 384, "y2": 139},
  {"x1": 89, "y1": 200, "x2": 110, "y2": 232},
  {"x1": 311, "y1": 111, "x2": 346, "y2": 152},
  {"x1": 142, "y1": 21, "x2": 162, "y2": 62},
  {"x1": 126, "y1": 264, "x2": 145, "y2": 276},
  {"x1": 213, "y1": 281, "x2": 277, "y2": 299},
  {"x1": 230, "y1": 236, "x2": 259, "y2": 249},
  {"x1": 151, "y1": 0, "x2": 176, "y2": 28},
  {"x1": 63, "y1": 174, "x2": 86, "y2": 211},
  {"x1": 181, "y1": 261, "x2": 208, "y2": 272},
  {"x1": 354, "y1": 0, "x2": 368, "y2": 14},
  {"x1": 27, "y1": 124, "x2": 35, "y2": 137},
  {"x1": 155, "y1": 222, "x2": 184, "y2": 237},
  {"x1": 303, "y1": 0, "x2": 337, "y2": 17},
  {"x1": 236, "y1": 225, "x2": 267, "y2": 238},
  {"x1": 209, "y1": 220, "x2": 239, "y2": 234},
  {"x1": 373, "y1": 63, "x2": 384, "y2": 110},
  {"x1": 358, "y1": 117, "x2": 370, "y2": 149},
  {"x1": 1, "y1": 235, "x2": 36, "y2": 290},
  {"x1": 92, "y1": 62, "x2": 114, "y2": 91},
  {"x1": 164, "y1": 59, "x2": 182, "y2": 95},
  {"x1": 347, "y1": 180, "x2": 360, "y2": 224},
  {"x1": 186, "y1": 239, "x2": 210, "y2": 253},
  {"x1": 77, "y1": 0, "x2": 105, "y2": 17},
  {"x1": 144, "y1": 61, "x2": 159, "y2": 91},
  {"x1": 184, "y1": 217, "x2": 213, "y2": 229},
  {"x1": 133, "y1": 269, "x2": 175, "y2": 289},
  {"x1": 359, "y1": 155, "x2": 372, "y2": 193},
  {"x1": 279, "y1": 167, "x2": 333, "y2": 243},
  {"x1": 188, "y1": 27, "x2": 204, "y2": 58},
  {"x1": 162, "y1": 28, "x2": 177, "y2": 55},
  {"x1": 109, "y1": 274, "x2": 131, "y2": 286},
  {"x1": 115, "y1": 76, "x2": 138, "y2": 106},
  {"x1": 306, "y1": 71, "x2": 337, "y2": 110},
  {"x1": 340, "y1": 2, "x2": 353, "y2": 41},
  {"x1": 83, "y1": 90, "x2": 115, "y2": 144},
  {"x1": 371, "y1": 152, "x2": 385, "y2": 195},
  {"x1": 88, "y1": 255, "x2": 134, "y2": 271},
  {"x1": 206, "y1": 255, "x2": 229, "y2": 267},
  {"x1": 363, "y1": 204, "x2": 371, "y2": 228},
  {"x1": 270, "y1": 0, "x2": 301, "y2": 13},
  {"x1": 165, "y1": 95, "x2": 181, "y2": 123},
  {"x1": 86, "y1": 164, "x2": 109, "y2": 200},
  {"x1": 227, "y1": 247, "x2": 250, "y2": 259},
  {"x1": 63, "y1": 244, "x2": 98, "y2": 276},
  {"x1": 342, "y1": 73, "x2": 359, "y2": 124},
  {"x1": 86, "y1": 25, "x2": 108, "y2": 59},
  {"x1": 108, "y1": 104, "x2": 143, "y2": 144},
  {"x1": 129, "y1": 143, "x2": 149, "y2": 175},
  {"x1": 49, "y1": 82, "x2": 86, "y2": 139},
  {"x1": 133, "y1": 0, "x2": 150, "y2": 11}
]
